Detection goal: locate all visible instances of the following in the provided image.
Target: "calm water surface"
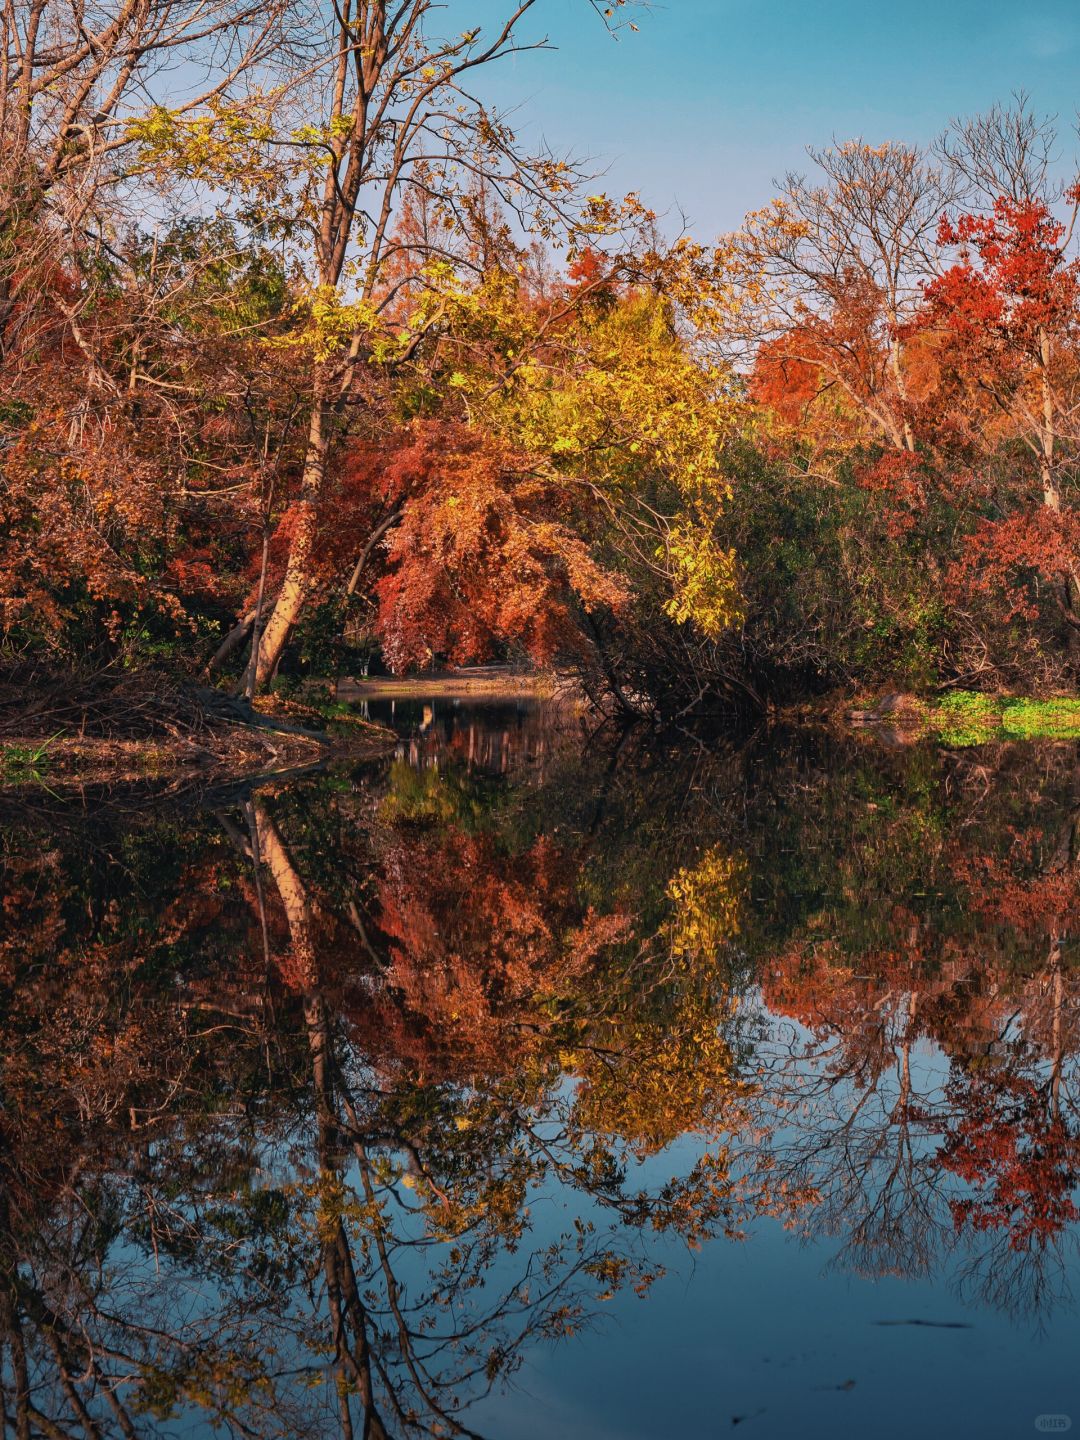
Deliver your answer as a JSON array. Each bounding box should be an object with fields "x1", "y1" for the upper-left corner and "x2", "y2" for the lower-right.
[{"x1": 2, "y1": 698, "x2": 1079, "y2": 1438}]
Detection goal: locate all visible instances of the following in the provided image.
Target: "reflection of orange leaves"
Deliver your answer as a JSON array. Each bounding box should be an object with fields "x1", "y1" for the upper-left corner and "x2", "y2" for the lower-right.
[
  {"x1": 761, "y1": 926, "x2": 1021, "y2": 1070},
  {"x1": 940, "y1": 1069, "x2": 1080, "y2": 1248},
  {"x1": 366, "y1": 828, "x2": 626, "y2": 1076},
  {"x1": 763, "y1": 940, "x2": 909, "y2": 1085},
  {"x1": 0, "y1": 829, "x2": 288, "y2": 1216},
  {"x1": 953, "y1": 833, "x2": 1080, "y2": 935},
  {"x1": 763, "y1": 938, "x2": 898, "y2": 1035}
]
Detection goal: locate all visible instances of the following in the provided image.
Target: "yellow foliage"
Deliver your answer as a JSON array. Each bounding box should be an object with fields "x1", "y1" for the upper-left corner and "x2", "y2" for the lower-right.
[
  {"x1": 661, "y1": 521, "x2": 742, "y2": 639},
  {"x1": 128, "y1": 99, "x2": 278, "y2": 191},
  {"x1": 411, "y1": 272, "x2": 747, "y2": 641},
  {"x1": 666, "y1": 846, "x2": 746, "y2": 957}
]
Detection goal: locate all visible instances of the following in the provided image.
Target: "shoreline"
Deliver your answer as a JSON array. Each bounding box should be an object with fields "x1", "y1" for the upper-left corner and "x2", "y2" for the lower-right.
[
  {"x1": 0, "y1": 719, "x2": 396, "y2": 792},
  {"x1": 780, "y1": 689, "x2": 1080, "y2": 745},
  {"x1": 6, "y1": 675, "x2": 1080, "y2": 789},
  {"x1": 331, "y1": 665, "x2": 565, "y2": 703}
]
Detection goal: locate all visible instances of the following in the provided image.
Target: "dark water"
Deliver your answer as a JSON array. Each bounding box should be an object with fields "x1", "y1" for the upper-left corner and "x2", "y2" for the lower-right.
[{"x1": 2, "y1": 697, "x2": 1079, "y2": 1439}]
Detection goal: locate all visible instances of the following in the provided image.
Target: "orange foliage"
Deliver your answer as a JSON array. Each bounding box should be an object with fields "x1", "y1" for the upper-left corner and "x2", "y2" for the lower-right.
[
  {"x1": 922, "y1": 198, "x2": 1080, "y2": 364},
  {"x1": 947, "y1": 508, "x2": 1080, "y2": 618},
  {"x1": 749, "y1": 331, "x2": 838, "y2": 427},
  {"x1": 351, "y1": 422, "x2": 628, "y2": 671}
]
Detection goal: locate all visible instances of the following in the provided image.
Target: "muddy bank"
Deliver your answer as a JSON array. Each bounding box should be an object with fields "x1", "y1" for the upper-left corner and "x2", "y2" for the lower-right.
[
  {"x1": 0, "y1": 669, "x2": 398, "y2": 789},
  {"x1": 0, "y1": 723, "x2": 395, "y2": 790},
  {"x1": 333, "y1": 665, "x2": 570, "y2": 703}
]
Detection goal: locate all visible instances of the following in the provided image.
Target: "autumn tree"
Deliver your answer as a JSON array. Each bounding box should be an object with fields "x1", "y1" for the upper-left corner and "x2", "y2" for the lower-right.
[
  {"x1": 0, "y1": 220, "x2": 306, "y2": 664},
  {"x1": 0, "y1": 0, "x2": 290, "y2": 355},
  {"x1": 424, "y1": 248, "x2": 748, "y2": 710},
  {"x1": 904, "y1": 103, "x2": 1080, "y2": 639},
  {"x1": 740, "y1": 140, "x2": 957, "y2": 456},
  {"x1": 197, "y1": 210, "x2": 748, "y2": 706},
  {"x1": 0, "y1": 0, "x2": 310, "y2": 669},
  {"x1": 129, "y1": 0, "x2": 643, "y2": 687},
  {"x1": 728, "y1": 106, "x2": 1080, "y2": 689}
]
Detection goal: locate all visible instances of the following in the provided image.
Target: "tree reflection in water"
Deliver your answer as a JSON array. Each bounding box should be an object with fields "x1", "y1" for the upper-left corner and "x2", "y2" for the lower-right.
[{"x1": 0, "y1": 712, "x2": 1078, "y2": 1435}]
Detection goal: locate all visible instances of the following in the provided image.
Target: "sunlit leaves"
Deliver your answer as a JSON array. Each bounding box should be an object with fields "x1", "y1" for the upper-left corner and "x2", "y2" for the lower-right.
[{"x1": 661, "y1": 522, "x2": 741, "y2": 640}]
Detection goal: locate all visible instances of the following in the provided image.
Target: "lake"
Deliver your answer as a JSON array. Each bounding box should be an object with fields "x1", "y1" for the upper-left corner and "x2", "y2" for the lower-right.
[{"x1": 2, "y1": 696, "x2": 1078, "y2": 1438}]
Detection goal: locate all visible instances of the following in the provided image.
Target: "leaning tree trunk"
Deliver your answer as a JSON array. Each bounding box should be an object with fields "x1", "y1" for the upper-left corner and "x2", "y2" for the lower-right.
[
  {"x1": 254, "y1": 397, "x2": 330, "y2": 688},
  {"x1": 253, "y1": 800, "x2": 318, "y2": 991}
]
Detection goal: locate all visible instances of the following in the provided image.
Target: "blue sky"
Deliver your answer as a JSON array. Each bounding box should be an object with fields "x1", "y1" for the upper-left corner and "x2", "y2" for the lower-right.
[{"x1": 464, "y1": 0, "x2": 1080, "y2": 235}]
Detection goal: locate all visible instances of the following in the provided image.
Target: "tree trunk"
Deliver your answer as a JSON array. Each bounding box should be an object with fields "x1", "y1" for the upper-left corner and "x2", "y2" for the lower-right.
[
  {"x1": 254, "y1": 398, "x2": 329, "y2": 688},
  {"x1": 243, "y1": 525, "x2": 272, "y2": 701},
  {"x1": 1039, "y1": 329, "x2": 1060, "y2": 510},
  {"x1": 888, "y1": 331, "x2": 916, "y2": 453},
  {"x1": 253, "y1": 801, "x2": 317, "y2": 991},
  {"x1": 206, "y1": 607, "x2": 257, "y2": 674}
]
